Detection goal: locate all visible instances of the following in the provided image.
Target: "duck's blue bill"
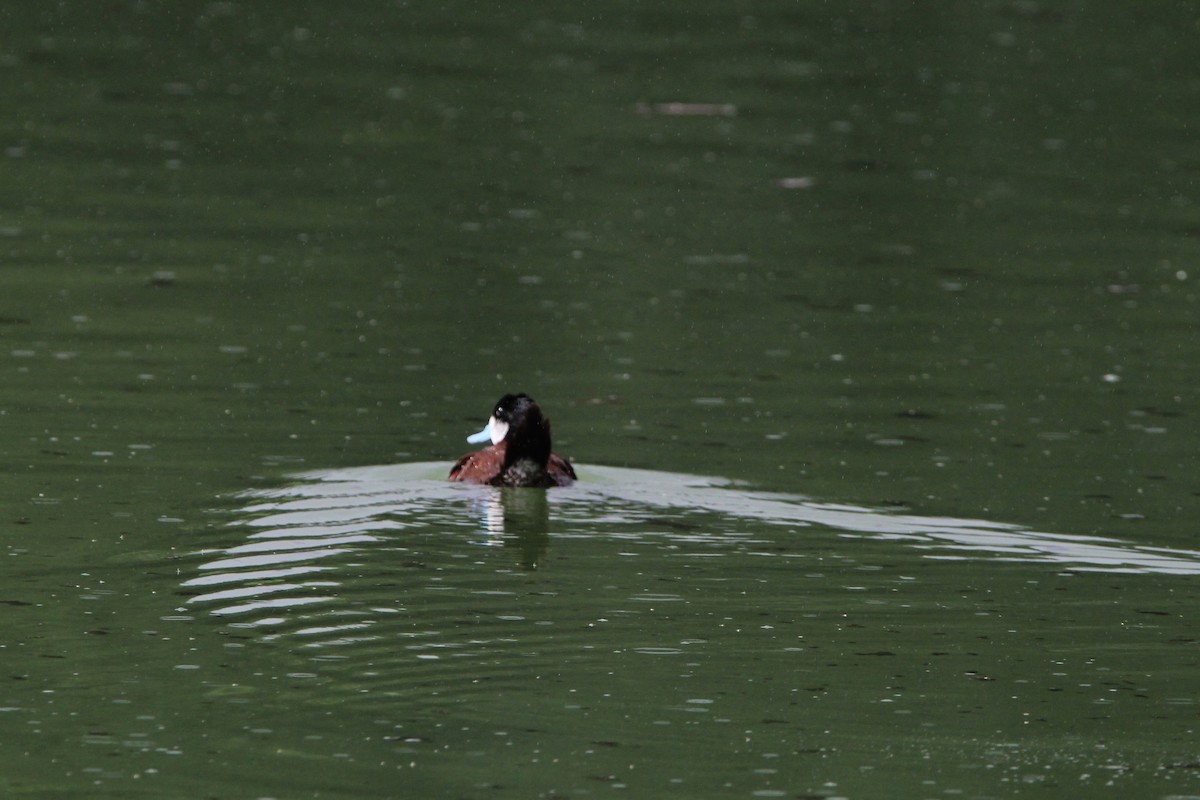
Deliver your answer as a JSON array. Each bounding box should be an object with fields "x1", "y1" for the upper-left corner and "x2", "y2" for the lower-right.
[{"x1": 466, "y1": 423, "x2": 492, "y2": 444}]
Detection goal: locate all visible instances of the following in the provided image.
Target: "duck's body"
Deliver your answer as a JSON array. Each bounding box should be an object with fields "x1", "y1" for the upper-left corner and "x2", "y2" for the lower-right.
[
  {"x1": 449, "y1": 393, "x2": 576, "y2": 488},
  {"x1": 449, "y1": 442, "x2": 576, "y2": 488}
]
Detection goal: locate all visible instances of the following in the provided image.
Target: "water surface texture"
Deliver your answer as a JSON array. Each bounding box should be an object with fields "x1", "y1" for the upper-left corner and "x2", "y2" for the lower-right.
[{"x1": 3, "y1": 1, "x2": 1199, "y2": 798}]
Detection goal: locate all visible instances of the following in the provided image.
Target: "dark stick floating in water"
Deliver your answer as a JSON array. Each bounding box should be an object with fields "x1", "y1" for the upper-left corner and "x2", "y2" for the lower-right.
[{"x1": 449, "y1": 393, "x2": 576, "y2": 487}]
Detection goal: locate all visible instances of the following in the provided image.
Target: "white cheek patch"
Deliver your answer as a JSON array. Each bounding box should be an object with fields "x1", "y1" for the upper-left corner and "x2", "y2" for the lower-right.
[{"x1": 489, "y1": 417, "x2": 508, "y2": 445}]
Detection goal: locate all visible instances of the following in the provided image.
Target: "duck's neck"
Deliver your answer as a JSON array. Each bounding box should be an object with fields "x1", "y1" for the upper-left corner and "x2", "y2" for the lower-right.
[{"x1": 502, "y1": 415, "x2": 552, "y2": 470}]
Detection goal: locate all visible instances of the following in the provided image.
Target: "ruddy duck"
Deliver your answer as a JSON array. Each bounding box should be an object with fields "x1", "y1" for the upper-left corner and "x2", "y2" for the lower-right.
[{"x1": 448, "y1": 393, "x2": 577, "y2": 487}]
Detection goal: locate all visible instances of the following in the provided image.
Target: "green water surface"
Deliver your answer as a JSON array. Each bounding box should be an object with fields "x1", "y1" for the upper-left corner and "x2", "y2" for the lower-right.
[{"x1": 2, "y1": 1, "x2": 1199, "y2": 797}]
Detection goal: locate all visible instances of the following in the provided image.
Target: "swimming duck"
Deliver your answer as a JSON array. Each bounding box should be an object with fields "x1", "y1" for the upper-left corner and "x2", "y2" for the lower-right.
[{"x1": 448, "y1": 393, "x2": 577, "y2": 487}]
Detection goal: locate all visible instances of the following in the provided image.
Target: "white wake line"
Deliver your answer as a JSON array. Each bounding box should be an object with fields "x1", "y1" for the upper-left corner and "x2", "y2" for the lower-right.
[{"x1": 213, "y1": 462, "x2": 1200, "y2": 576}]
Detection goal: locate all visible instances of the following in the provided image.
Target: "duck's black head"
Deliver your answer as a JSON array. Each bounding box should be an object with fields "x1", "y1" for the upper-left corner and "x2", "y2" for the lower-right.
[{"x1": 467, "y1": 393, "x2": 552, "y2": 466}]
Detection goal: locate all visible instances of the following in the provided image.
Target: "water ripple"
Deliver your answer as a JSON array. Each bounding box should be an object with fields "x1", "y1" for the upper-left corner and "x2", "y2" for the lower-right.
[{"x1": 178, "y1": 462, "x2": 1200, "y2": 652}]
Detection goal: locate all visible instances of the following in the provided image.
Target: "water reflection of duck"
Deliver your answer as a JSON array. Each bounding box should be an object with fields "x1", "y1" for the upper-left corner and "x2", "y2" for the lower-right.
[{"x1": 448, "y1": 393, "x2": 577, "y2": 488}]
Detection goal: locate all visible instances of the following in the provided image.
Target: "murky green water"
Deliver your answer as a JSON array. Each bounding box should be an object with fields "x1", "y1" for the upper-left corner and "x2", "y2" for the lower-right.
[{"x1": 3, "y1": 1, "x2": 1199, "y2": 797}]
